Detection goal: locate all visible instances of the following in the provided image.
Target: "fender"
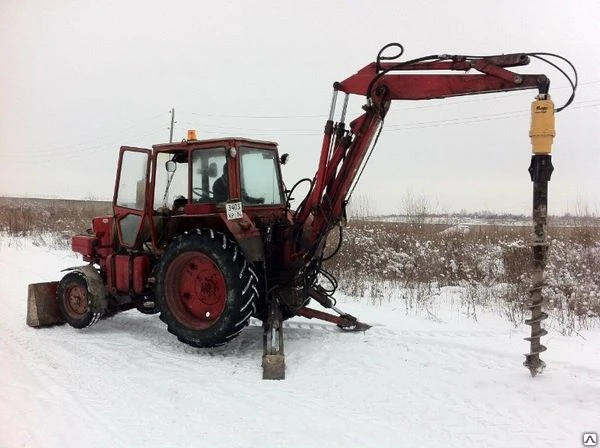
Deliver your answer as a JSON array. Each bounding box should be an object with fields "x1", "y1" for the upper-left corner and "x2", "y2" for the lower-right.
[
  {"x1": 219, "y1": 211, "x2": 265, "y2": 263},
  {"x1": 61, "y1": 264, "x2": 108, "y2": 314}
]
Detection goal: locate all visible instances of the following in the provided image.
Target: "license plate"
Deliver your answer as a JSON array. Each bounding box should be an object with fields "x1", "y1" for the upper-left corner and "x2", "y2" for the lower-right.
[{"x1": 225, "y1": 201, "x2": 243, "y2": 220}]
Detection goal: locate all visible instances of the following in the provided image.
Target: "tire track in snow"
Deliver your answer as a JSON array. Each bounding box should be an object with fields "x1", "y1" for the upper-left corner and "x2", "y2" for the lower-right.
[
  {"x1": 274, "y1": 320, "x2": 575, "y2": 446},
  {"x1": 264, "y1": 318, "x2": 600, "y2": 382},
  {"x1": 275, "y1": 320, "x2": 579, "y2": 446},
  {"x1": 270, "y1": 314, "x2": 596, "y2": 446},
  {"x1": 0, "y1": 320, "x2": 128, "y2": 445}
]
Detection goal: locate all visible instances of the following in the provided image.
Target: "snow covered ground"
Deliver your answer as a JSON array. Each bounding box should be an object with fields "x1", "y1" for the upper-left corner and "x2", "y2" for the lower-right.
[{"x1": 1, "y1": 235, "x2": 598, "y2": 448}]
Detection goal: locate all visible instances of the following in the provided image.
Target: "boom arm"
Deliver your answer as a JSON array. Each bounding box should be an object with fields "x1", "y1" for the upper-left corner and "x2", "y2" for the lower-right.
[{"x1": 295, "y1": 48, "x2": 550, "y2": 240}]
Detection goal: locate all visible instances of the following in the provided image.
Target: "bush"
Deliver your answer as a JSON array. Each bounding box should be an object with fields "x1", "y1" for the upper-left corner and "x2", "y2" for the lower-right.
[
  {"x1": 324, "y1": 219, "x2": 600, "y2": 327},
  {"x1": 0, "y1": 197, "x2": 110, "y2": 240},
  {"x1": 2, "y1": 196, "x2": 598, "y2": 330}
]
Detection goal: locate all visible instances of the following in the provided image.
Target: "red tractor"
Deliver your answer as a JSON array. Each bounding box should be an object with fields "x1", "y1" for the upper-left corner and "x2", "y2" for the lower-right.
[{"x1": 27, "y1": 43, "x2": 574, "y2": 379}]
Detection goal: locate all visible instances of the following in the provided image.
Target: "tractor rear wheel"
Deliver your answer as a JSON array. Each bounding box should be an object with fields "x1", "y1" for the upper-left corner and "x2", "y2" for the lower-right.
[
  {"x1": 57, "y1": 272, "x2": 102, "y2": 329},
  {"x1": 154, "y1": 229, "x2": 258, "y2": 347}
]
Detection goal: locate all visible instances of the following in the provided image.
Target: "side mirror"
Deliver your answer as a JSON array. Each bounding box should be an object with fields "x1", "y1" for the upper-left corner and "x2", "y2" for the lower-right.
[
  {"x1": 280, "y1": 153, "x2": 289, "y2": 165},
  {"x1": 165, "y1": 160, "x2": 177, "y2": 173}
]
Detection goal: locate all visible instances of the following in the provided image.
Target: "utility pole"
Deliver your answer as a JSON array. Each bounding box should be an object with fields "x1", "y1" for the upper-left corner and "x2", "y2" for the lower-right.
[{"x1": 168, "y1": 108, "x2": 176, "y2": 143}]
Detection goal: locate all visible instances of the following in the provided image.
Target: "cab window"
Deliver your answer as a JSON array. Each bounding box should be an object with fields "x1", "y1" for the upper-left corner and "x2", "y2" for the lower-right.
[
  {"x1": 154, "y1": 151, "x2": 188, "y2": 210},
  {"x1": 191, "y1": 147, "x2": 227, "y2": 203},
  {"x1": 116, "y1": 150, "x2": 149, "y2": 211},
  {"x1": 239, "y1": 147, "x2": 284, "y2": 205}
]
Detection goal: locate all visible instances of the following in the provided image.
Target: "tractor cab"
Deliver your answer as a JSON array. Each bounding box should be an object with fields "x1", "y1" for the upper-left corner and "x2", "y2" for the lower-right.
[
  {"x1": 152, "y1": 137, "x2": 286, "y2": 211},
  {"x1": 112, "y1": 135, "x2": 287, "y2": 253}
]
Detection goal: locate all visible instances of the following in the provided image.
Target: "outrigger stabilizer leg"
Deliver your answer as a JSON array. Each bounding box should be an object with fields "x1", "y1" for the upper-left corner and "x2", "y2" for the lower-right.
[
  {"x1": 262, "y1": 296, "x2": 285, "y2": 380},
  {"x1": 301, "y1": 287, "x2": 372, "y2": 331},
  {"x1": 296, "y1": 306, "x2": 372, "y2": 331}
]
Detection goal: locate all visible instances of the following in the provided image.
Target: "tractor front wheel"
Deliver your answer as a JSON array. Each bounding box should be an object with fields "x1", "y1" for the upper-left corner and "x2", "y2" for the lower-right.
[
  {"x1": 154, "y1": 229, "x2": 258, "y2": 347},
  {"x1": 57, "y1": 272, "x2": 102, "y2": 328}
]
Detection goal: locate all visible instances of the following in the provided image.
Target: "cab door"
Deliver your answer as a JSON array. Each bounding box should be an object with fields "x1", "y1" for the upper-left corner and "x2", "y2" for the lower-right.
[{"x1": 112, "y1": 146, "x2": 152, "y2": 249}]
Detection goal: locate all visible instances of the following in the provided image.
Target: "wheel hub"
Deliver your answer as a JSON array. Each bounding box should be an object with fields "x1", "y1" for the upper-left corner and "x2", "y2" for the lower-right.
[
  {"x1": 65, "y1": 285, "x2": 88, "y2": 317},
  {"x1": 166, "y1": 251, "x2": 227, "y2": 329}
]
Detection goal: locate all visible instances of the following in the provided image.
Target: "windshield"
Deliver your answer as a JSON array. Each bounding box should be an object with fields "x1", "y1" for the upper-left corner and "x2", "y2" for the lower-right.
[
  {"x1": 239, "y1": 147, "x2": 284, "y2": 205},
  {"x1": 153, "y1": 146, "x2": 283, "y2": 208}
]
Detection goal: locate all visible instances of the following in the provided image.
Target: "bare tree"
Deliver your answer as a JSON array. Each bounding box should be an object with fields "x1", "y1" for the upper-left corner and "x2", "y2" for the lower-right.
[
  {"x1": 401, "y1": 190, "x2": 433, "y2": 226},
  {"x1": 347, "y1": 193, "x2": 374, "y2": 219}
]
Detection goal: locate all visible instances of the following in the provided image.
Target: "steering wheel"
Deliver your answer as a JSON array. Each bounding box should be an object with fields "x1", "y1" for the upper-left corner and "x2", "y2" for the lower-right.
[{"x1": 192, "y1": 187, "x2": 213, "y2": 200}]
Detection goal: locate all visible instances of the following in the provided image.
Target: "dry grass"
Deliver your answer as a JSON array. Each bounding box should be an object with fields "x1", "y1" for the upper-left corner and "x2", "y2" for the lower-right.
[
  {"x1": 2, "y1": 196, "x2": 598, "y2": 331},
  {"x1": 0, "y1": 197, "x2": 110, "y2": 238},
  {"x1": 325, "y1": 219, "x2": 600, "y2": 331}
]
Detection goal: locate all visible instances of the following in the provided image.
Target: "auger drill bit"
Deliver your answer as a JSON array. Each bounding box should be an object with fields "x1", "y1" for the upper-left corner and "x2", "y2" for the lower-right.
[{"x1": 524, "y1": 91, "x2": 555, "y2": 377}]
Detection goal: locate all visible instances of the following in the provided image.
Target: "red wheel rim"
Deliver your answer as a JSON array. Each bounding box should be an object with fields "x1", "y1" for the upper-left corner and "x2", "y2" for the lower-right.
[
  {"x1": 64, "y1": 284, "x2": 88, "y2": 319},
  {"x1": 165, "y1": 251, "x2": 227, "y2": 330}
]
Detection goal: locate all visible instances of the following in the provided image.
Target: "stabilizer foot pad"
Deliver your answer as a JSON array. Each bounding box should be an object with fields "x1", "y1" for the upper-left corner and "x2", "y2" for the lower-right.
[{"x1": 262, "y1": 354, "x2": 285, "y2": 380}]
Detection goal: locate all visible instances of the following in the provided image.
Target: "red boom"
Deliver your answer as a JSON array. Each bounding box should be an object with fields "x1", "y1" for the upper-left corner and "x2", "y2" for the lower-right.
[{"x1": 295, "y1": 52, "x2": 549, "y2": 242}]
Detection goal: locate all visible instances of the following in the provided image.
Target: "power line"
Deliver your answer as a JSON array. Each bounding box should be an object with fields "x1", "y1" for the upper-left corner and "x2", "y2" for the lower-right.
[
  {"x1": 178, "y1": 80, "x2": 600, "y2": 120},
  {"x1": 177, "y1": 101, "x2": 600, "y2": 136},
  {"x1": 176, "y1": 120, "x2": 317, "y2": 134},
  {"x1": 5, "y1": 128, "x2": 166, "y2": 163},
  {"x1": 180, "y1": 110, "x2": 324, "y2": 119},
  {"x1": 388, "y1": 101, "x2": 600, "y2": 130},
  {"x1": 4, "y1": 113, "x2": 167, "y2": 157},
  {"x1": 8, "y1": 91, "x2": 596, "y2": 163}
]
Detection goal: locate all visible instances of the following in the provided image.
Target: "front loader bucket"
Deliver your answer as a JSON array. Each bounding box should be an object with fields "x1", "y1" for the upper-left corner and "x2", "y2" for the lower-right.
[{"x1": 26, "y1": 282, "x2": 65, "y2": 327}]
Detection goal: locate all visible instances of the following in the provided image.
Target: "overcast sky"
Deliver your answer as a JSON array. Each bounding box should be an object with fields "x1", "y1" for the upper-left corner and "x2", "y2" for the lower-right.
[{"x1": 1, "y1": 0, "x2": 598, "y2": 215}]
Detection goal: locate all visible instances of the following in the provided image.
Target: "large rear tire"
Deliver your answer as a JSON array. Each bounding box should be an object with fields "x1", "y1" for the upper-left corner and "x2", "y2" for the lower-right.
[{"x1": 154, "y1": 229, "x2": 258, "y2": 347}]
